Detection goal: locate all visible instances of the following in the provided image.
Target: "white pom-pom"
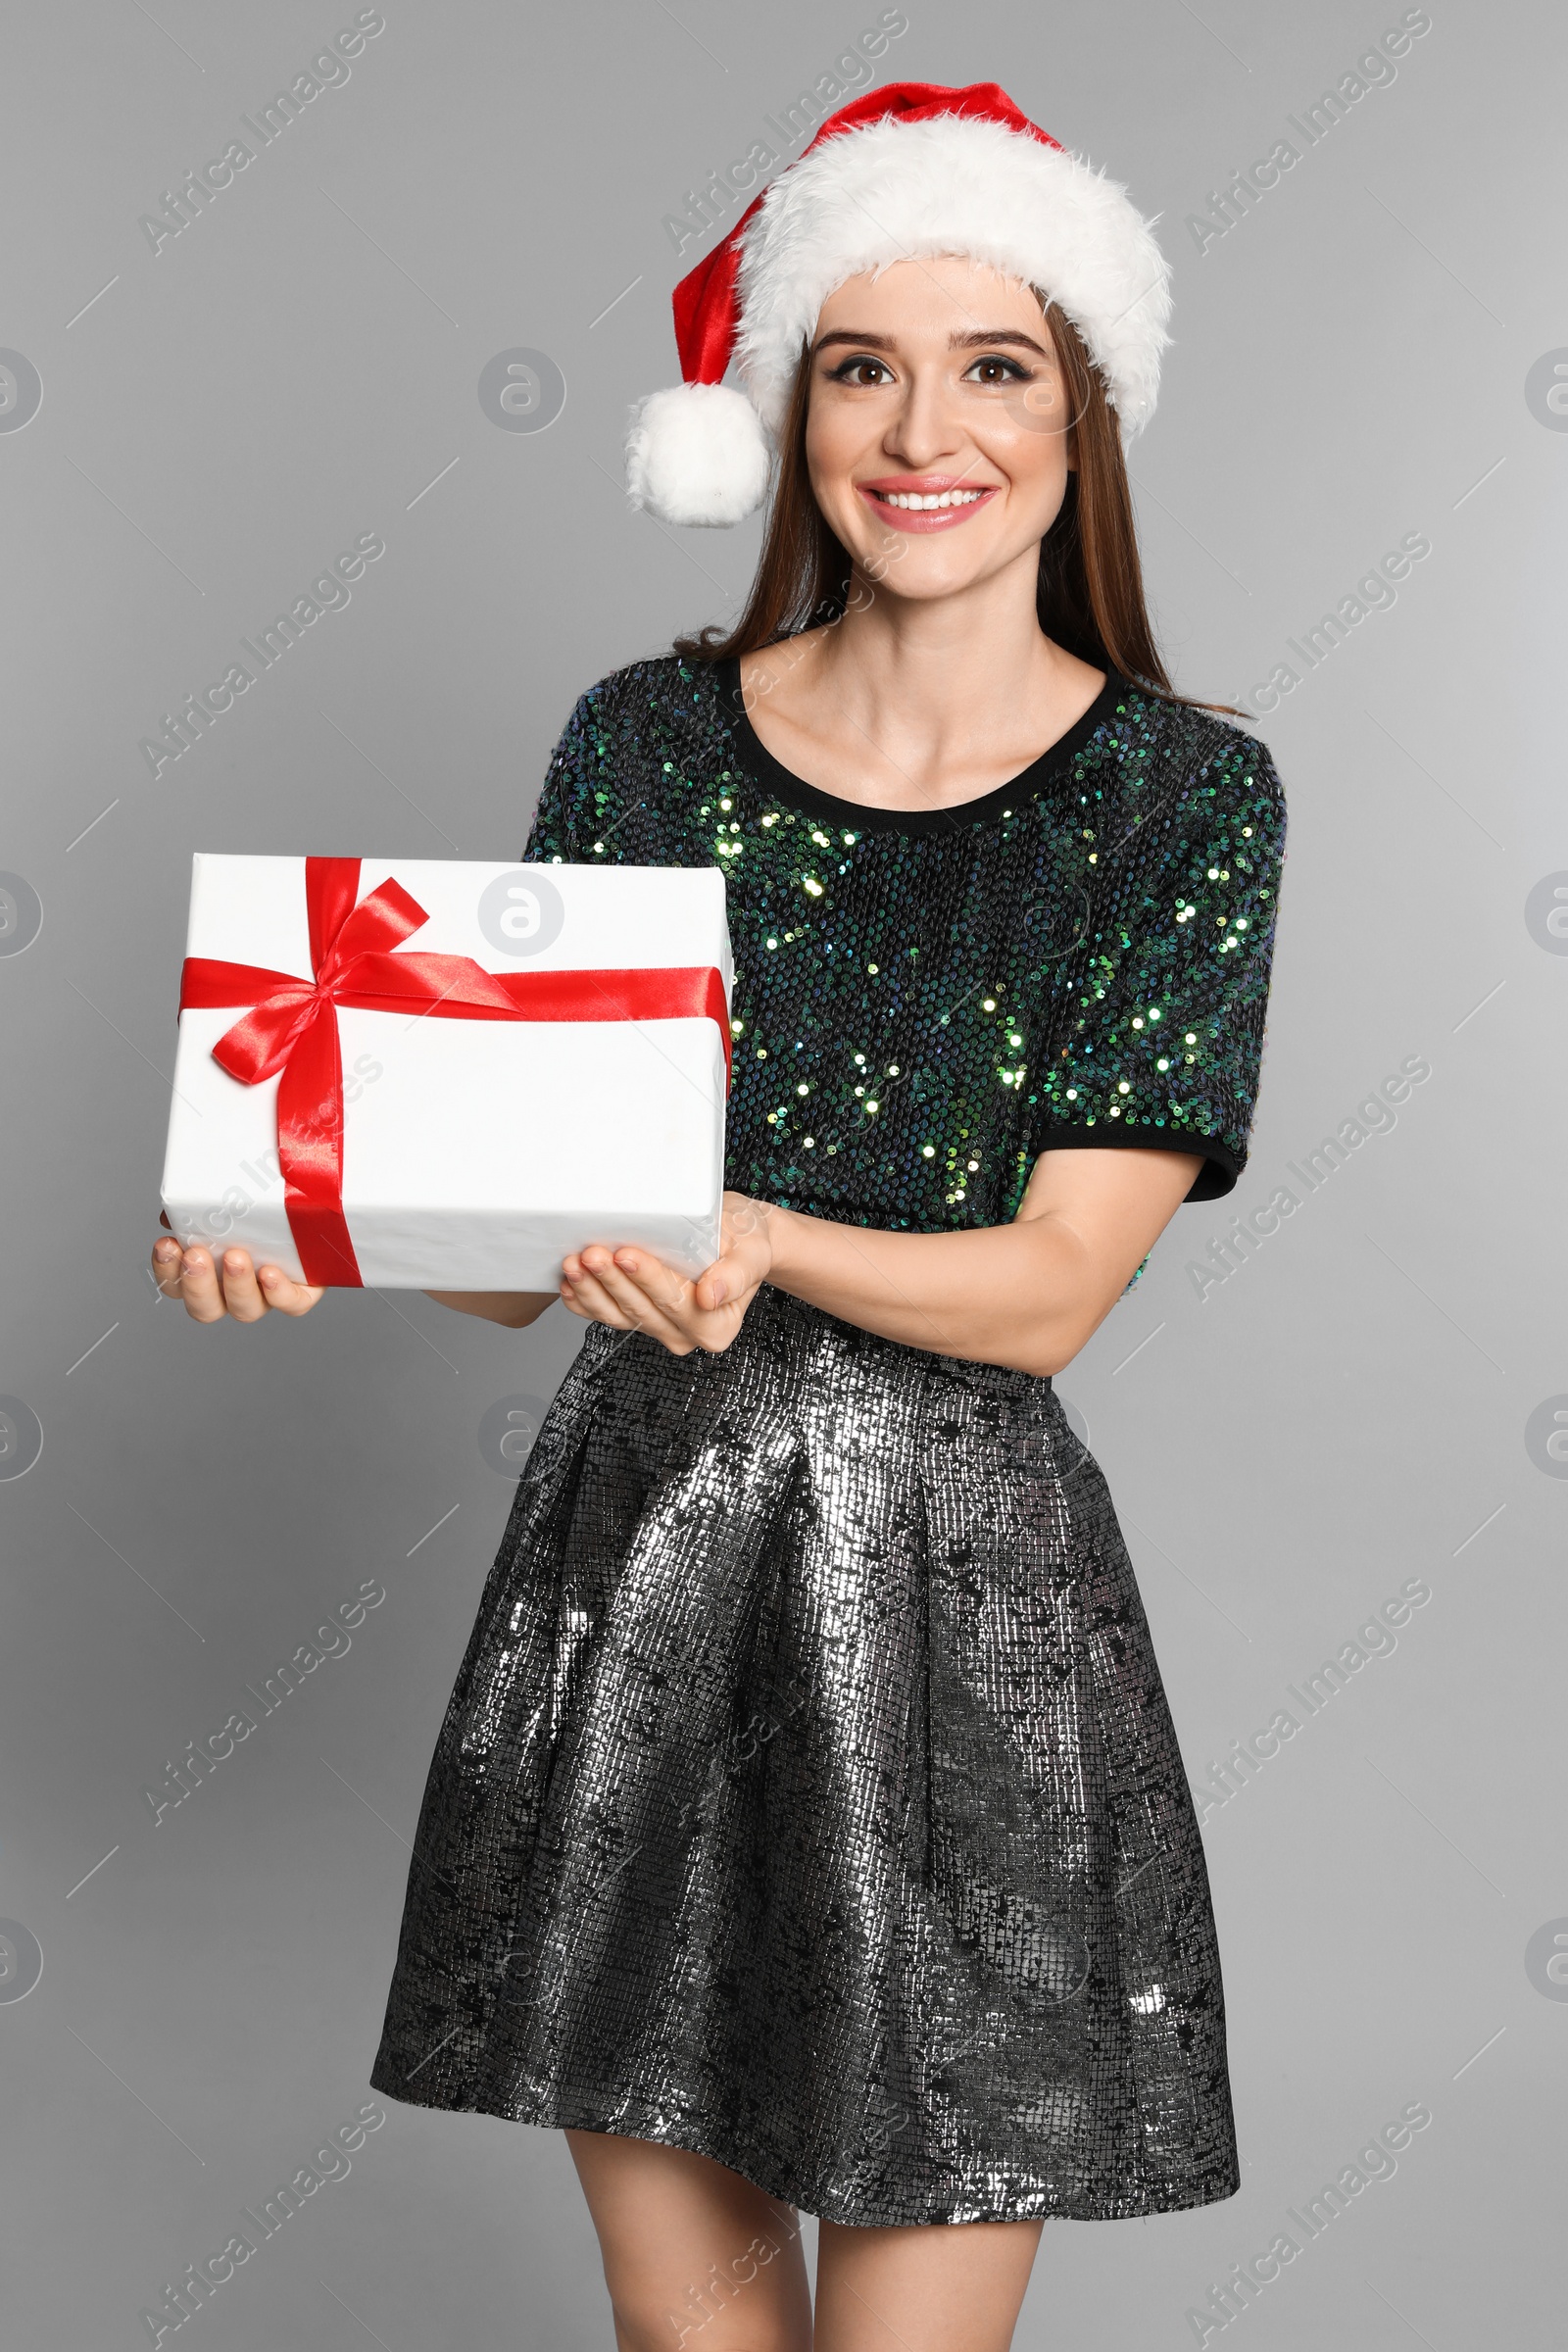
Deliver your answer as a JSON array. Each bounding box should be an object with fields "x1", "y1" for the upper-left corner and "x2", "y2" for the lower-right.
[{"x1": 625, "y1": 382, "x2": 771, "y2": 527}]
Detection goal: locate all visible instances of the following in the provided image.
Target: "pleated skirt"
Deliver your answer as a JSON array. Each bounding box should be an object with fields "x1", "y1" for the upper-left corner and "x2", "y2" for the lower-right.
[{"x1": 368, "y1": 1286, "x2": 1240, "y2": 2226}]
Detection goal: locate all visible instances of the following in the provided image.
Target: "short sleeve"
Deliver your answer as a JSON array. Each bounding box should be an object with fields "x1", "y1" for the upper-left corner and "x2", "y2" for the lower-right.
[{"x1": 1033, "y1": 728, "x2": 1287, "y2": 1201}]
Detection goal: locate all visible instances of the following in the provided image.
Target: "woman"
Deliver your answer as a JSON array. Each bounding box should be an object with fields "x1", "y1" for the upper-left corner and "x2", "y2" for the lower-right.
[{"x1": 155, "y1": 83, "x2": 1286, "y2": 2352}]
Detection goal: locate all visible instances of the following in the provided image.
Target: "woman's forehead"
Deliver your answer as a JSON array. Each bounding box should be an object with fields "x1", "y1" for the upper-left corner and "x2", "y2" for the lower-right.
[{"x1": 813, "y1": 257, "x2": 1051, "y2": 336}]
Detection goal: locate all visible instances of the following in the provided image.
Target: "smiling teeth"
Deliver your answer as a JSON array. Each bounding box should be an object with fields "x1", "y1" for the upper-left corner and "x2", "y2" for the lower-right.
[{"x1": 880, "y1": 489, "x2": 986, "y2": 510}]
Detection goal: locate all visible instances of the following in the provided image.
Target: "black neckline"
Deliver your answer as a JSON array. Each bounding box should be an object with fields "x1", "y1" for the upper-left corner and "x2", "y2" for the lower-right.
[{"x1": 713, "y1": 655, "x2": 1129, "y2": 837}]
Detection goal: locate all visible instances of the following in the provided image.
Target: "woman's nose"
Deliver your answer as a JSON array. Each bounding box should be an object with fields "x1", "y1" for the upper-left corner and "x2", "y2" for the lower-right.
[{"x1": 883, "y1": 377, "x2": 965, "y2": 469}]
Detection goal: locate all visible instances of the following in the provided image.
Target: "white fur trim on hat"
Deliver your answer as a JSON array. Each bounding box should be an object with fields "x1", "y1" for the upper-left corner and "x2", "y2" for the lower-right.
[
  {"x1": 734, "y1": 112, "x2": 1171, "y2": 441},
  {"x1": 625, "y1": 381, "x2": 772, "y2": 527}
]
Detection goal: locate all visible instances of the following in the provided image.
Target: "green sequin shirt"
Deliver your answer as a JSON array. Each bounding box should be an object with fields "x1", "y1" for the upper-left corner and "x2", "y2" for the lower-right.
[{"x1": 524, "y1": 654, "x2": 1287, "y2": 1233}]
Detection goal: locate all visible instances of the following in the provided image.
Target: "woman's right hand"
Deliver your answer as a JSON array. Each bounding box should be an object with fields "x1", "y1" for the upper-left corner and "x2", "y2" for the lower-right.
[{"x1": 152, "y1": 1234, "x2": 324, "y2": 1323}]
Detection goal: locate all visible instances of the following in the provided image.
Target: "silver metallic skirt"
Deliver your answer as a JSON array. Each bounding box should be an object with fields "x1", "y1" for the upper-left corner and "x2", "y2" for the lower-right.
[{"x1": 369, "y1": 1287, "x2": 1240, "y2": 2226}]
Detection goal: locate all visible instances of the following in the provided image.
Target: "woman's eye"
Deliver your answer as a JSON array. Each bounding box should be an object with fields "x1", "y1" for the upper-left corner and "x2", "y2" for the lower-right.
[
  {"x1": 828, "y1": 357, "x2": 894, "y2": 386},
  {"x1": 964, "y1": 356, "x2": 1030, "y2": 385}
]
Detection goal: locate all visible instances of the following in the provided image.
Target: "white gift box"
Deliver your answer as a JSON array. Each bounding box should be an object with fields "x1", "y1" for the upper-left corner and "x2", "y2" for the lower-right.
[{"x1": 161, "y1": 855, "x2": 732, "y2": 1289}]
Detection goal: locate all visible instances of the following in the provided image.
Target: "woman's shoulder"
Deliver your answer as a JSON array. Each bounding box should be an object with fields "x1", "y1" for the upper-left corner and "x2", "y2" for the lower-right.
[
  {"x1": 1104, "y1": 678, "x2": 1287, "y2": 832},
  {"x1": 528, "y1": 652, "x2": 733, "y2": 858},
  {"x1": 552, "y1": 650, "x2": 726, "y2": 754}
]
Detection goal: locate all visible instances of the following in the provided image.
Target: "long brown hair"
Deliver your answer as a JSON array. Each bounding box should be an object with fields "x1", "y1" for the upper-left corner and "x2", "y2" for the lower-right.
[{"x1": 675, "y1": 299, "x2": 1230, "y2": 711}]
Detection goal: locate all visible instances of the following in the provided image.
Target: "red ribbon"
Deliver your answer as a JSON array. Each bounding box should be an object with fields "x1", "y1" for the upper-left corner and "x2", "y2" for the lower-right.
[{"x1": 178, "y1": 857, "x2": 730, "y2": 1287}]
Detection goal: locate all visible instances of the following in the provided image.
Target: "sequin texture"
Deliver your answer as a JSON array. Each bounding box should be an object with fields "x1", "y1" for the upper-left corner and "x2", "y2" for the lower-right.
[
  {"x1": 523, "y1": 657, "x2": 1285, "y2": 1222},
  {"x1": 368, "y1": 655, "x2": 1286, "y2": 2225}
]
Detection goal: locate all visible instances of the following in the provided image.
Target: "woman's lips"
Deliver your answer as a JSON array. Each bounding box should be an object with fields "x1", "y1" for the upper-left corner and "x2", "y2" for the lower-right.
[{"x1": 857, "y1": 480, "x2": 999, "y2": 534}]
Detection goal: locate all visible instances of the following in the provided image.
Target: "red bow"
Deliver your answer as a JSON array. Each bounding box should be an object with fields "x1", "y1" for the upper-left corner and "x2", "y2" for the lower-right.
[{"x1": 178, "y1": 857, "x2": 730, "y2": 1287}]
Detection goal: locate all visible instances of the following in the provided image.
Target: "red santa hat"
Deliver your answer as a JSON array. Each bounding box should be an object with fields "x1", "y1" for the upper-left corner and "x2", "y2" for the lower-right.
[{"x1": 625, "y1": 80, "x2": 1173, "y2": 529}]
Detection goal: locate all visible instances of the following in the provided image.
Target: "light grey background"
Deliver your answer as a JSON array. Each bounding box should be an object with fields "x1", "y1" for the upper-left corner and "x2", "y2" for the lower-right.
[{"x1": 2, "y1": 2, "x2": 1562, "y2": 2345}]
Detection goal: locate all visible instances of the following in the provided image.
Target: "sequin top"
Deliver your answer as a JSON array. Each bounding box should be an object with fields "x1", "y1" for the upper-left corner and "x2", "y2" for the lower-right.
[{"x1": 524, "y1": 654, "x2": 1287, "y2": 1231}]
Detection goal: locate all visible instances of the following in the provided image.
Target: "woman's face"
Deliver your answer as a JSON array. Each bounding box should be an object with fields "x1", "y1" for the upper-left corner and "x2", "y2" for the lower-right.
[{"x1": 804, "y1": 256, "x2": 1077, "y2": 604}]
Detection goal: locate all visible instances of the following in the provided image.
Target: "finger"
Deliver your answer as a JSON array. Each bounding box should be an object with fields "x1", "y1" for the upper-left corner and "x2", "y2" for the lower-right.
[
  {"x1": 568, "y1": 1248, "x2": 693, "y2": 1342},
  {"x1": 177, "y1": 1247, "x2": 228, "y2": 1324},
  {"x1": 604, "y1": 1248, "x2": 697, "y2": 1321},
  {"x1": 217, "y1": 1249, "x2": 269, "y2": 1323},
  {"x1": 595, "y1": 1252, "x2": 702, "y2": 1340},
  {"x1": 559, "y1": 1265, "x2": 640, "y2": 1330},
  {"x1": 219, "y1": 1252, "x2": 324, "y2": 1320},
  {"x1": 559, "y1": 1259, "x2": 618, "y2": 1327},
  {"x1": 573, "y1": 1270, "x2": 685, "y2": 1342},
  {"x1": 151, "y1": 1237, "x2": 184, "y2": 1299},
  {"x1": 254, "y1": 1264, "x2": 323, "y2": 1317},
  {"x1": 693, "y1": 1249, "x2": 760, "y2": 1312},
  {"x1": 559, "y1": 1283, "x2": 641, "y2": 1334},
  {"x1": 567, "y1": 1261, "x2": 691, "y2": 1350},
  {"x1": 218, "y1": 1253, "x2": 323, "y2": 1320},
  {"x1": 570, "y1": 1249, "x2": 671, "y2": 1324},
  {"x1": 705, "y1": 1200, "x2": 773, "y2": 1306}
]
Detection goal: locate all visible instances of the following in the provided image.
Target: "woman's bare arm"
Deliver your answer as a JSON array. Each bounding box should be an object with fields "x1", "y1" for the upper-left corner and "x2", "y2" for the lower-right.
[
  {"x1": 423, "y1": 1290, "x2": 557, "y2": 1328},
  {"x1": 557, "y1": 1146, "x2": 1204, "y2": 1379},
  {"x1": 762, "y1": 1147, "x2": 1200, "y2": 1375}
]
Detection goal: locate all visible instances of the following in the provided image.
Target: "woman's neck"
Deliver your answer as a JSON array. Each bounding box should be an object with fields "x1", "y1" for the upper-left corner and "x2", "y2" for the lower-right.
[{"x1": 738, "y1": 554, "x2": 1107, "y2": 812}]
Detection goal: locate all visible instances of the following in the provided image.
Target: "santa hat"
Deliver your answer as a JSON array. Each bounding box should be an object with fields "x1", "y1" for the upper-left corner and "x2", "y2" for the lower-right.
[{"x1": 625, "y1": 80, "x2": 1172, "y2": 529}]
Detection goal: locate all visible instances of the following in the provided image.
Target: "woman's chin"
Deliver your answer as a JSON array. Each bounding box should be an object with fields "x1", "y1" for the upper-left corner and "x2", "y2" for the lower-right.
[{"x1": 844, "y1": 536, "x2": 1014, "y2": 603}]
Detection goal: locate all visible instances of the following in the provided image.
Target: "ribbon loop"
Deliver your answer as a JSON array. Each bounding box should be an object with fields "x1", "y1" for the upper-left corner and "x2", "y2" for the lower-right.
[{"x1": 315, "y1": 874, "x2": 429, "y2": 979}]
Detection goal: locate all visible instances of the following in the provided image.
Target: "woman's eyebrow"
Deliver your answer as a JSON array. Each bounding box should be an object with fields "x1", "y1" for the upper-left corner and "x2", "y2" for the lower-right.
[
  {"x1": 812, "y1": 327, "x2": 1053, "y2": 358},
  {"x1": 949, "y1": 328, "x2": 1052, "y2": 357}
]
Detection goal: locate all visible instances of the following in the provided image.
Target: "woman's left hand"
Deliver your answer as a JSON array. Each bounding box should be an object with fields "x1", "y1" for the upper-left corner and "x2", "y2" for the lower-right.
[{"x1": 559, "y1": 1193, "x2": 777, "y2": 1355}]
